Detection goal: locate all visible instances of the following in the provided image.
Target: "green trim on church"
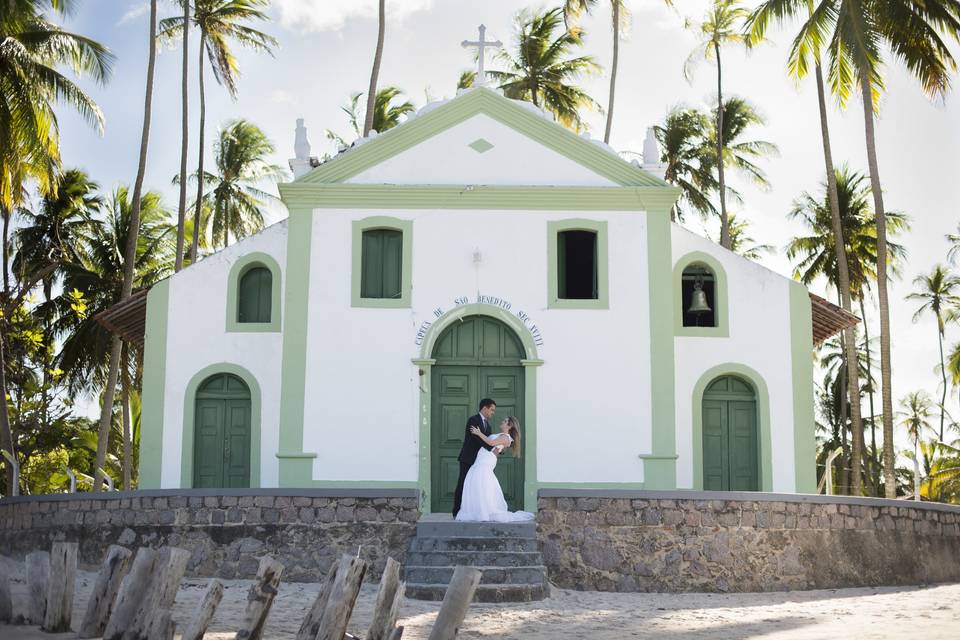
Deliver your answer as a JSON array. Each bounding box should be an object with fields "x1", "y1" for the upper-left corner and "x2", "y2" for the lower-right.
[
  {"x1": 351, "y1": 216, "x2": 413, "y2": 309},
  {"x1": 546, "y1": 219, "x2": 609, "y2": 310},
  {"x1": 139, "y1": 279, "x2": 170, "y2": 489},
  {"x1": 789, "y1": 281, "x2": 817, "y2": 493}
]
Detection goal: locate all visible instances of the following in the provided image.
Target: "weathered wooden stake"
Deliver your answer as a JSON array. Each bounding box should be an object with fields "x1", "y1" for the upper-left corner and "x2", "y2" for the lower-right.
[
  {"x1": 294, "y1": 558, "x2": 341, "y2": 640},
  {"x1": 26, "y1": 550, "x2": 50, "y2": 625},
  {"x1": 126, "y1": 546, "x2": 191, "y2": 640},
  {"x1": 181, "y1": 579, "x2": 224, "y2": 640},
  {"x1": 315, "y1": 554, "x2": 368, "y2": 640},
  {"x1": 78, "y1": 544, "x2": 134, "y2": 638},
  {"x1": 103, "y1": 547, "x2": 159, "y2": 640},
  {"x1": 427, "y1": 566, "x2": 481, "y2": 640},
  {"x1": 235, "y1": 556, "x2": 285, "y2": 640},
  {"x1": 367, "y1": 556, "x2": 403, "y2": 640},
  {"x1": 144, "y1": 608, "x2": 175, "y2": 640},
  {"x1": 0, "y1": 560, "x2": 12, "y2": 624},
  {"x1": 42, "y1": 541, "x2": 78, "y2": 633}
]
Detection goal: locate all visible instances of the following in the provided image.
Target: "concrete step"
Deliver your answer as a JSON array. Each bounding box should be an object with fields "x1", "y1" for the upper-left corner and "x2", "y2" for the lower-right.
[
  {"x1": 406, "y1": 550, "x2": 543, "y2": 567},
  {"x1": 410, "y1": 536, "x2": 540, "y2": 553},
  {"x1": 403, "y1": 565, "x2": 548, "y2": 586},
  {"x1": 405, "y1": 581, "x2": 550, "y2": 603},
  {"x1": 415, "y1": 520, "x2": 536, "y2": 539}
]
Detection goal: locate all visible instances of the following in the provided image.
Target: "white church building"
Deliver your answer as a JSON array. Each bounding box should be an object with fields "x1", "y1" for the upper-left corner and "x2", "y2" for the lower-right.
[{"x1": 118, "y1": 85, "x2": 855, "y2": 513}]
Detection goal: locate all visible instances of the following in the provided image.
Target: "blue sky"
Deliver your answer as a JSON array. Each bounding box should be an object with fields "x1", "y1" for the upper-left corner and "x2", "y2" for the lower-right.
[{"x1": 55, "y1": 1, "x2": 960, "y2": 440}]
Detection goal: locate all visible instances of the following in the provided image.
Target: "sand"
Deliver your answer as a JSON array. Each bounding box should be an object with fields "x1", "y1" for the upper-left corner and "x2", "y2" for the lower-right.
[{"x1": 2, "y1": 567, "x2": 959, "y2": 639}]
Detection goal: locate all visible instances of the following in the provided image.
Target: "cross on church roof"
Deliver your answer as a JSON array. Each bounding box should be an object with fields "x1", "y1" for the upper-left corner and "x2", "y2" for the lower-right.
[{"x1": 461, "y1": 24, "x2": 502, "y2": 87}]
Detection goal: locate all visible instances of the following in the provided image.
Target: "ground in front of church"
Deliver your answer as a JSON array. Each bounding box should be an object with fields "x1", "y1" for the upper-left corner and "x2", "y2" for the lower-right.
[{"x1": 3, "y1": 569, "x2": 959, "y2": 638}]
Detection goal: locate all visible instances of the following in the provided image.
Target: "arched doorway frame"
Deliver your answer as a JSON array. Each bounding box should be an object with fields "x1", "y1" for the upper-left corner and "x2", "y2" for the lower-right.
[
  {"x1": 413, "y1": 303, "x2": 543, "y2": 513},
  {"x1": 691, "y1": 363, "x2": 772, "y2": 491},
  {"x1": 180, "y1": 363, "x2": 262, "y2": 488}
]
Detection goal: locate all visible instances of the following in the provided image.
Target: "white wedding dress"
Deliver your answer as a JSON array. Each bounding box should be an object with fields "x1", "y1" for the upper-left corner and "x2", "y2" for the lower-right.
[{"x1": 455, "y1": 435, "x2": 535, "y2": 523}]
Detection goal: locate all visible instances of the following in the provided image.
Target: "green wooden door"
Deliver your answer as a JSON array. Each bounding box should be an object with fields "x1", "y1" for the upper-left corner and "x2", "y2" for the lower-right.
[
  {"x1": 702, "y1": 376, "x2": 758, "y2": 491},
  {"x1": 431, "y1": 316, "x2": 525, "y2": 512},
  {"x1": 193, "y1": 374, "x2": 251, "y2": 488}
]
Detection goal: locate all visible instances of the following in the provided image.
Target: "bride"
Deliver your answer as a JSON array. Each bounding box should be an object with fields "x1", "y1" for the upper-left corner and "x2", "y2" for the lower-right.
[{"x1": 454, "y1": 416, "x2": 534, "y2": 523}]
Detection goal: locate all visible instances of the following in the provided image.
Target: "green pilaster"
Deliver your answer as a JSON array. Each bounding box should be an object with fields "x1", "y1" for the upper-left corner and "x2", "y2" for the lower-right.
[
  {"x1": 139, "y1": 279, "x2": 170, "y2": 489},
  {"x1": 789, "y1": 282, "x2": 817, "y2": 493}
]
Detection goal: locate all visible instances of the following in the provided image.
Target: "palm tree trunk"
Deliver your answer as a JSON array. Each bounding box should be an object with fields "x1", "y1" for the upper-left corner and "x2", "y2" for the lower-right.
[
  {"x1": 94, "y1": 0, "x2": 158, "y2": 492},
  {"x1": 859, "y1": 74, "x2": 896, "y2": 499},
  {"x1": 121, "y1": 342, "x2": 132, "y2": 491},
  {"x1": 859, "y1": 298, "x2": 879, "y2": 488},
  {"x1": 938, "y1": 322, "x2": 947, "y2": 442},
  {"x1": 190, "y1": 31, "x2": 206, "y2": 263},
  {"x1": 816, "y1": 63, "x2": 864, "y2": 494},
  {"x1": 603, "y1": 1, "x2": 620, "y2": 144},
  {"x1": 0, "y1": 324, "x2": 16, "y2": 495},
  {"x1": 714, "y1": 40, "x2": 729, "y2": 249},
  {"x1": 838, "y1": 326, "x2": 850, "y2": 494},
  {"x1": 175, "y1": 0, "x2": 190, "y2": 272},
  {"x1": 362, "y1": 0, "x2": 386, "y2": 137},
  {"x1": 2, "y1": 206, "x2": 9, "y2": 295}
]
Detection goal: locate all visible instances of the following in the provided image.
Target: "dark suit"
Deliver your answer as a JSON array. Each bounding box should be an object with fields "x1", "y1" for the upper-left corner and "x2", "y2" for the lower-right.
[{"x1": 452, "y1": 413, "x2": 493, "y2": 517}]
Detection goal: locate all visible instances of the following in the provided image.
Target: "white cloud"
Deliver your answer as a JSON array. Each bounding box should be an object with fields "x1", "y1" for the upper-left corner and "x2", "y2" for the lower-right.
[
  {"x1": 270, "y1": 89, "x2": 298, "y2": 106},
  {"x1": 273, "y1": 0, "x2": 434, "y2": 33},
  {"x1": 116, "y1": 2, "x2": 149, "y2": 27}
]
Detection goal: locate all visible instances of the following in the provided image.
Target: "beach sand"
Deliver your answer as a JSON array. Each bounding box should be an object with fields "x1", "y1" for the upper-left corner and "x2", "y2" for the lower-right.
[{"x1": 2, "y1": 567, "x2": 958, "y2": 639}]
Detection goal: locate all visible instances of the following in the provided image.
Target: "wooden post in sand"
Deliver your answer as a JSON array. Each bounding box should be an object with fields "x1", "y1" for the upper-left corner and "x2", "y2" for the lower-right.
[
  {"x1": 0, "y1": 560, "x2": 12, "y2": 624},
  {"x1": 42, "y1": 541, "x2": 78, "y2": 633},
  {"x1": 235, "y1": 556, "x2": 285, "y2": 640},
  {"x1": 180, "y1": 579, "x2": 224, "y2": 640},
  {"x1": 294, "y1": 558, "x2": 341, "y2": 640},
  {"x1": 78, "y1": 544, "x2": 133, "y2": 638},
  {"x1": 127, "y1": 546, "x2": 191, "y2": 640},
  {"x1": 427, "y1": 566, "x2": 482, "y2": 640},
  {"x1": 314, "y1": 554, "x2": 368, "y2": 640},
  {"x1": 26, "y1": 550, "x2": 50, "y2": 624},
  {"x1": 103, "y1": 547, "x2": 158, "y2": 640},
  {"x1": 367, "y1": 556, "x2": 404, "y2": 640}
]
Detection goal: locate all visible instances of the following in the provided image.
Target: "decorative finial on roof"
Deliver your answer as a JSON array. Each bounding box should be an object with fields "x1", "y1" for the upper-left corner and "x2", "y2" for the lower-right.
[
  {"x1": 642, "y1": 126, "x2": 667, "y2": 180},
  {"x1": 290, "y1": 118, "x2": 316, "y2": 178},
  {"x1": 462, "y1": 24, "x2": 503, "y2": 87}
]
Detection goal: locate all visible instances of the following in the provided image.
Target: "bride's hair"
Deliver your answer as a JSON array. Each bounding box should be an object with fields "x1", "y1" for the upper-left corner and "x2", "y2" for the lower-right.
[{"x1": 506, "y1": 416, "x2": 521, "y2": 458}]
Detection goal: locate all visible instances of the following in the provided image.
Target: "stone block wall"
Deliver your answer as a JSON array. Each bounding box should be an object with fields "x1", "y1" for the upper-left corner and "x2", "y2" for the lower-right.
[
  {"x1": 0, "y1": 490, "x2": 419, "y2": 582},
  {"x1": 537, "y1": 491, "x2": 960, "y2": 592}
]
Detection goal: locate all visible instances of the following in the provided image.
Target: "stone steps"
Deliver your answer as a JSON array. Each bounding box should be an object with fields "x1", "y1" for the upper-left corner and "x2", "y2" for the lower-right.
[{"x1": 403, "y1": 515, "x2": 549, "y2": 602}]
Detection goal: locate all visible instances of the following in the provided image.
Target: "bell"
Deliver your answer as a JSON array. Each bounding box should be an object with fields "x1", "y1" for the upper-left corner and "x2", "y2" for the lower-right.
[{"x1": 687, "y1": 280, "x2": 712, "y2": 314}]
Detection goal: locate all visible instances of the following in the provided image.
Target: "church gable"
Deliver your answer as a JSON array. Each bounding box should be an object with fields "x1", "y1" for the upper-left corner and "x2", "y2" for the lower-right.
[{"x1": 296, "y1": 87, "x2": 665, "y2": 188}]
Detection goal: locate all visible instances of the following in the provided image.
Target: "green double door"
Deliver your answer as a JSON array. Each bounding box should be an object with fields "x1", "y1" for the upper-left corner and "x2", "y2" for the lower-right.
[
  {"x1": 702, "y1": 376, "x2": 759, "y2": 491},
  {"x1": 431, "y1": 316, "x2": 525, "y2": 513},
  {"x1": 193, "y1": 374, "x2": 251, "y2": 488}
]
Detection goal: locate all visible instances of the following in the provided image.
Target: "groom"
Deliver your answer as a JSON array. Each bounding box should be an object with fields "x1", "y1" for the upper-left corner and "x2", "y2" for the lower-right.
[{"x1": 452, "y1": 398, "x2": 496, "y2": 518}]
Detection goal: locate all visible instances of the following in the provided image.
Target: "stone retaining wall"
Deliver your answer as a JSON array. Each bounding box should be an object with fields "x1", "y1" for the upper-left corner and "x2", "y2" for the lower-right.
[
  {"x1": 537, "y1": 491, "x2": 960, "y2": 592},
  {"x1": 0, "y1": 489, "x2": 419, "y2": 582}
]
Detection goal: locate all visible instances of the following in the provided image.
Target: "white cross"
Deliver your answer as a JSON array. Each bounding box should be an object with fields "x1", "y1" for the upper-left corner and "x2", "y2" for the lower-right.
[{"x1": 461, "y1": 24, "x2": 502, "y2": 87}]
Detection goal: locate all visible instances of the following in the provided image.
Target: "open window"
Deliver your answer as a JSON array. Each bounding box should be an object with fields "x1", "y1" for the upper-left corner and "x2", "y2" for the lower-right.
[{"x1": 548, "y1": 219, "x2": 608, "y2": 309}]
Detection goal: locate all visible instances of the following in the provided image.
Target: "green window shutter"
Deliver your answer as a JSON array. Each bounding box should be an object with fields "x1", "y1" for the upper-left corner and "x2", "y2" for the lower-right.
[
  {"x1": 238, "y1": 266, "x2": 272, "y2": 323},
  {"x1": 591, "y1": 231, "x2": 598, "y2": 299},
  {"x1": 361, "y1": 229, "x2": 403, "y2": 299},
  {"x1": 557, "y1": 231, "x2": 567, "y2": 299}
]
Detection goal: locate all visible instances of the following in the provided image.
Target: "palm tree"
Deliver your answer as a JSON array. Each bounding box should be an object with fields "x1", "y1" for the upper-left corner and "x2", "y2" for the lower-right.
[
  {"x1": 682, "y1": 0, "x2": 751, "y2": 249},
  {"x1": 907, "y1": 265, "x2": 960, "y2": 442},
  {"x1": 710, "y1": 97, "x2": 778, "y2": 192},
  {"x1": 947, "y1": 223, "x2": 960, "y2": 265},
  {"x1": 928, "y1": 440, "x2": 960, "y2": 503},
  {"x1": 562, "y1": 1, "x2": 630, "y2": 143},
  {"x1": 159, "y1": 0, "x2": 276, "y2": 264},
  {"x1": 325, "y1": 87, "x2": 415, "y2": 150},
  {"x1": 718, "y1": 213, "x2": 774, "y2": 260},
  {"x1": 457, "y1": 70, "x2": 476, "y2": 90},
  {"x1": 363, "y1": 0, "x2": 386, "y2": 137},
  {"x1": 172, "y1": 0, "x2": 190, "y2": 272},
  {"x1": 92, "y1": 0, "x2": 158, "y2": 491},
  {"x1": 654, "y1": 107, "x2": 717, "y2": 222},
  {"x1": 947, "y1": 342, "x2": 960, "y2": 424},
  {"x1": 194, "y1": 120, "x2": 285, "y2": 249},
  {"x1": 899, "y1": 390, "x2": 935, "y2": 500},
  {"x1": 489, "y1": 7, "x2": 602, "y2": 131}
]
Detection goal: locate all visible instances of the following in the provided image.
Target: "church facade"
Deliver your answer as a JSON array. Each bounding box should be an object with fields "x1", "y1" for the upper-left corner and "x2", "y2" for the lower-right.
[{"x1": 137, "y1": 87, "x2": 834, "y2": 512}]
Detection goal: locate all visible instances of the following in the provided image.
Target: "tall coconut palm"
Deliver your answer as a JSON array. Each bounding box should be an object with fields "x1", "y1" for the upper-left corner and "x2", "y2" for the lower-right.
[
  {"x1": 947, "y1": 223, "x2": 960, "y2": 265},
  {"x1": 907, "y1": 265, "x2": 960, "y2": 442},
  {"x1": 682, "y1": 0, "x2": 751, "y2": 249},
  {"x1": 899, "y1": 390, "x2": 935, "y2": 500},
  {"x1": 92, "y1": 0, "x2": 159, "y2": 491},
  {"x1": 325, "y1": 87, "x2": 415, "y2": 150},
  {"x1": 563, "y1": 0, "x2": 630, "y2": 143},
  {"x1": 193, "y1": 119, "x2": 285, "y2": 249},
  {"x1": 489, "y1": 7, "x2": 602, "y2": 131},
  {"x1": 947, "y1": 341, "x2": 960, "y2": 423},
  {"x1": 363, "y1": 0, "x2": 386, "y2": 137},
  {"x1": 654, "y1": 107, "x2": 717, "y2": 222},
  {"x1": 714, "y1": 213, "x2": 774, "y2": 260},
  {"x1": 160, "y1": 0, "x2": 276, "y2": 264},
  {"x1": 710, "y1": 97, "x2": 778, "y2": 191},
  {"x1": 170, "y1": 0, "x2": 190, "y2": 272}
]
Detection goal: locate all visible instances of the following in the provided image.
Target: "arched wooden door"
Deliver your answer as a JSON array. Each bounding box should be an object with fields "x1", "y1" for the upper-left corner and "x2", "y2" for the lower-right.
[
  {"x1": 193, "y1": 373, "x2": 251, "y2": 488},
  {"x1": 702, "y1": 375, "x2": 759, "y2": 491},
  {"x1": 431, "y1": 316, "x2": 525, "y2": 512}
]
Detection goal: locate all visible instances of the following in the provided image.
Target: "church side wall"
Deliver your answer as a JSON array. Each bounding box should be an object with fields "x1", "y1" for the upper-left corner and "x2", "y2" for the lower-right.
[
  {"x1": 670, "y1": 224, "x2": 805, "y2": 492},
  {"x1": 302, "y1": 209, "x2": 653, "y2": 487},
  {"x1": 153, "y1": 221, "x2": 289, "y2": 489}
]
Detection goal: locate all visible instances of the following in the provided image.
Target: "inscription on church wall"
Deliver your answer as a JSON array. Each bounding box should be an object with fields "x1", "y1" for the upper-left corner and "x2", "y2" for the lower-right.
[{"x1": 414, "y1": 294, "x2": 545, "y2": 347}]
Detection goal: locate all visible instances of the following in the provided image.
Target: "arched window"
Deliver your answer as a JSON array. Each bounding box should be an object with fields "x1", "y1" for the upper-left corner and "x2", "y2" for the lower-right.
[
  {"x1": 238, "y1": 266, "x2": 272, "y2": 323},
  {"x1": 681, "y1": 263, "x2": 717, "y2": 328},
  {"x1": 361, "y1": 228, "x2": 403, "y2": 299}
]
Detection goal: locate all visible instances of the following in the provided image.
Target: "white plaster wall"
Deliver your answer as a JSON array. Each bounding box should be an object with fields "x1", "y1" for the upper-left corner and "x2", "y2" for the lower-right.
[
  {"x1": 301, "y1": 209, "x2": 653, "y2": 484},
  {"x1": 671, "y1": 224, "x2": 798, "y2": 492},
  {"x1": 345, "y1": 114, "x2": 619, "y2": 187},
  {"x1": 159, "y1": 221, "x2": 288, "y2": 488}
]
